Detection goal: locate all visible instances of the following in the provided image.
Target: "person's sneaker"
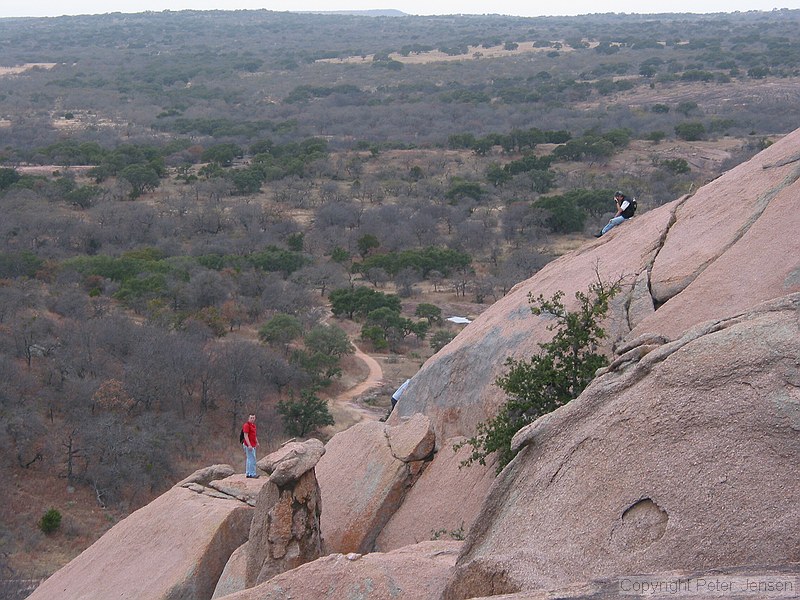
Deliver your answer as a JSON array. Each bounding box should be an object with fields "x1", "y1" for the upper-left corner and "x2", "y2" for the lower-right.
[{"x1": 594, "y1": 233, "x2": 603, "y2": 238}]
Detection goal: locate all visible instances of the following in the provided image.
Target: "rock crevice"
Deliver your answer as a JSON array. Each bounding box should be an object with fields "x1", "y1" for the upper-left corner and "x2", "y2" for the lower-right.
[{"x1": 645, "y1": 193, "x2": 689, "y2": 310}]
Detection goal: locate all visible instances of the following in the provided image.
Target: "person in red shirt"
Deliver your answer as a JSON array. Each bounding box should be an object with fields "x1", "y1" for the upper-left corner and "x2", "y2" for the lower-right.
[{"x1": 242, "y1": 414, "x2": 259, "y2": 478}]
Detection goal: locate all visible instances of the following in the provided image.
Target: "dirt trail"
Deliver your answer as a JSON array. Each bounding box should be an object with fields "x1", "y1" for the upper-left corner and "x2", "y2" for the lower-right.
[
  {"x1": 340, "y1": 343, "x2": 384, "y2": 403},
  {"x1": 325, "y1": 342, "x2": 387, "y2": 433},
  {"x1": 204, "y1": 312, "x2": 388, "y2": 433}
]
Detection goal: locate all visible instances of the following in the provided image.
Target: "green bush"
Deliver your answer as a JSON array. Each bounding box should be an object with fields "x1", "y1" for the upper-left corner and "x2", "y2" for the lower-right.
[
  {"x1": 661, "y1": 158, "x2": 691, "y2": 174},
  {"x1": 330, "y1": 287, "x2": 402, "y2": 320},
  {"x1": 0, "y1": 167, "x2": 21, "y2": 190},
  {"x1": 534, "y1": 195, "x2": 586, "y2": 234},
  {"x1": 277, "y1": 389, "x2": 334, "y2": 437},
  {"x1": 39, "y1": 509, "x2": 62, "y2": 534},
  {"x1": 457, "y1": 279, "x2": 620, "y2": 471},
  {"x1": 0, "y1": 251, "x2": 44, "y2": 279},
  {"x1": 675, "y1": 122, "x2": 706, "y2": 141},
  {"x1": 357, "y1": 247, "x2": 471, "y2": 279}
]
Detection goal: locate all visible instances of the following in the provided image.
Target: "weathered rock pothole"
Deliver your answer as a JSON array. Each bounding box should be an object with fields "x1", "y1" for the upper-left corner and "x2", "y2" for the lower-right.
[{"x1": 611, "y1": 497, "x2": 668, "y2": 552}]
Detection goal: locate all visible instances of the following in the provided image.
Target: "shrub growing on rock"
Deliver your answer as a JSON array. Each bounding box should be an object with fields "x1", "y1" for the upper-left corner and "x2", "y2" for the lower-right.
[{"x1": 458, "y1": 278, "x2": 620, "y2": 471}]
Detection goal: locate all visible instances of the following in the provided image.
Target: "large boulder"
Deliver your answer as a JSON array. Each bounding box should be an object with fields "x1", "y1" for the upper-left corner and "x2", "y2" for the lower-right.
[
  {"x1": 214, "y1": 540, "x2": 461, "y2": 600},
  {"x1": 28, "y1": 486, "x2": 252, "y2": 600},
  {"x1": 647, "y1": 129, "x2": 800, "y2": 306},
  {"x1": 386, "y1": 412, "x2": 435, "y2": 462},
  {"x1": 208, "y1": 474, "x2": 270, "y2": 506},
  {"x1": 316, "y1": 420, "x2": 413, "y2": 554},
  {"x1": 443, "y1": 295, "x2": 800, "y2": 598},
  {"x1": 177, "y1": 463, "x2": 236, "y2": 487},
  {"x1": 212, "y1": 542, "x2": 250, "y2": 599},
  {"x1": 257, "y1": 438, "x2": 325, "y2": 486},
  {"x1": 633, "y1": 127, "x2": 800, "y2": 340},
  {"x1": 375, "y1": 436, "x2": 496, "y2": 552}
]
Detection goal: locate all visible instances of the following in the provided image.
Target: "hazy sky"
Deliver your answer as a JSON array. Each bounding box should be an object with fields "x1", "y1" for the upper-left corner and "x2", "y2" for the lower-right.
[{"x1": 1, "y1": 0, "x2": 798, "y2": 19}]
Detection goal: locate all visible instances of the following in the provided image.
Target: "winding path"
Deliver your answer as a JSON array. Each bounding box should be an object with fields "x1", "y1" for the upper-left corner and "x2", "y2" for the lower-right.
[
  {"x1": 325, "y1": 341, "x2": 387, "y2": 433},
  {"x1": 341, "y1": 343, "x2": 384, "y2": 403}
]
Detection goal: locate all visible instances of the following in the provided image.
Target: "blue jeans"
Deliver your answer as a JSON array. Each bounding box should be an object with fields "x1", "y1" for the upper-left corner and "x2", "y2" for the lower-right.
[
  {"x1": 601, "y1": 215, "x2": 627, "y2": 235},
  {"x1": 244, "y1": 445, "x2": 257, "y2": 477}
]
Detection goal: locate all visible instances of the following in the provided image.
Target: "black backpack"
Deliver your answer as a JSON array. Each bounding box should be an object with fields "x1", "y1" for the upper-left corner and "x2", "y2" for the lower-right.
[
  {"x1": 239, "y1": 428, "x2": 245, "y2": 444},
  {"x1": 622, "y1": 197, "x2": 637, "y2": 218}
]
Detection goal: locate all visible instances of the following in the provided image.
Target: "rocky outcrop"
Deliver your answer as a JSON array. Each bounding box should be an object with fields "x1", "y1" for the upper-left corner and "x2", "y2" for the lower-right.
[
  {"x1": 257, "y1": 438, "x2": 325, "y2": 486},
  {"x1": 443, "y1": 295, "x2": 800, "y2": 598},
  {"x1": 647, "y1": 137, "x2": 800, "y2": 306},
  {"x1": 316, "y1": 413, "x2": 439, "y2": 554},
  {"x1": 27, "y1": 486, "x2": 252, "y2": 600},
  {"x1": 380, "y1": 127, "x2": 800, "y2": 561},
  {"x1": 215, "y1": 540, "x2": 462, "y2": 600},
  {"x1": 316, "y1": 420, "x2": 417, "y2": 554},
  {"x1": 212, "y1": 440, "x2": 328, "y2": 597},
  {"x1": 246, "y1": 440, "x2": 324, "y2": 587},
  {"x1": 386, "y1": 412, "x2": 435, "y2": 462},
  {"x1": 34, "y1": 127, "x2": 800, "y2": 600},
  {"x1": 375, "y1": 435, "x2": 496, "y2": 552},
  {"x1": 317, "y1": 416, "x2": 489, "y2": 555}
]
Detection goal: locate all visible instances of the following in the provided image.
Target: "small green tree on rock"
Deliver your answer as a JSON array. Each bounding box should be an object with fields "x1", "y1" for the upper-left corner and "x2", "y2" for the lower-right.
[{"x1": 457, "y1": 277, "x2": 620, "y2": 472}]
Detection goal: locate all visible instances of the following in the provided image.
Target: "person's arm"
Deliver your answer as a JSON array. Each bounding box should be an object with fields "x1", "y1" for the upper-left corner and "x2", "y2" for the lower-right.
[
  {"x1": 613, "y1": 198, "x2": 623, "y2": 217},
  {"x1": 243, "y1": 425, "x2": 253, "y2": 448}
]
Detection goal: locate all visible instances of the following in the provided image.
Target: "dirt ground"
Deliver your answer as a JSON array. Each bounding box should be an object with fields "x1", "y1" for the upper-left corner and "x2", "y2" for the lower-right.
[
  {"x1": 4, "y1": 468, "x2": 126, "y2": 579},
  {"x1": 317, "y1": 41, "x2": 575, "y2": 65},
  {"x1": 0, "y1": 63, "x2": 57, "y2": 76}
]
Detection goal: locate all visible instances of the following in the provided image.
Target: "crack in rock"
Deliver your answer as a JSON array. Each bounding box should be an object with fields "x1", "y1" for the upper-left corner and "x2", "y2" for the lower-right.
[
  {"x1": 610, "y1": 293, "x2": 800, "y2": 391},
  {"x1": 652, "y1": 165, "x2": 800, "y2": 308},
  {"x1": 762, "y1": 152, "x2": 800, "y2": 169},
  {"x1": 647, "y1": 194, "x2": 691, "y2": 311}
]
